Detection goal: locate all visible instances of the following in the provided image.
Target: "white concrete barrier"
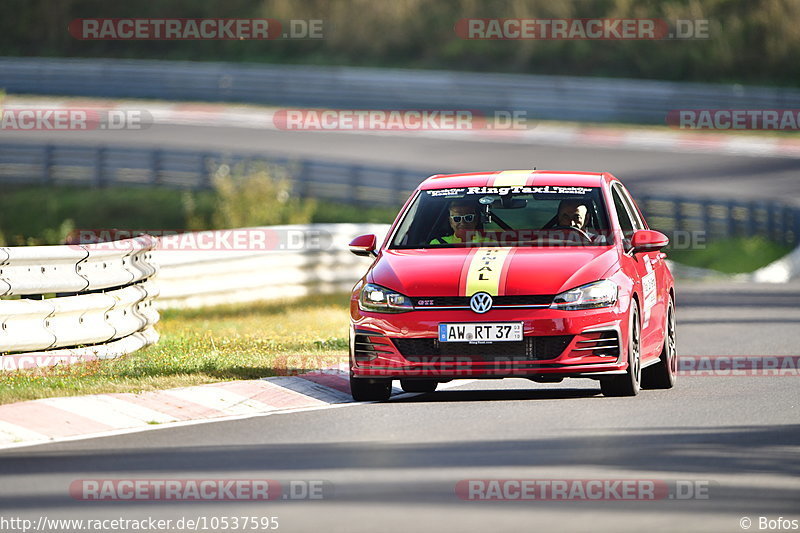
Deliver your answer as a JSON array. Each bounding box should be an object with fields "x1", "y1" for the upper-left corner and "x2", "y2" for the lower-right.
[
  {"x1": 0, "y1": 237, "x2": 159, "y2": 370},
  {"x1": 153, "y1": 224, "x2": 390, "y2": 309}
]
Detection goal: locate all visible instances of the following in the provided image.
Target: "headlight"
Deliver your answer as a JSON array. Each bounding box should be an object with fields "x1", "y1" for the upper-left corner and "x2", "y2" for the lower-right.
[
  {"x1": 359, "y1": 283, "x2": 414, "y2": 313},
  {"x1": 551, "y1": 280, "x2": 618, "y2": 310}
]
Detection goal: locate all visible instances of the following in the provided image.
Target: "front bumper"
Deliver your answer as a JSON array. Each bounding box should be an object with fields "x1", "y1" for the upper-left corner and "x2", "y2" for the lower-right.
[{"x1": 350, "y1": 306, "x2": 628, "y2": 379}]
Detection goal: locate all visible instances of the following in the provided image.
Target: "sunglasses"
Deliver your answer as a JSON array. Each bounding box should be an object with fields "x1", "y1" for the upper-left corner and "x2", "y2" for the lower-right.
[{"x1": 450, "y1": 214, "x2": 476, "y2": 223}]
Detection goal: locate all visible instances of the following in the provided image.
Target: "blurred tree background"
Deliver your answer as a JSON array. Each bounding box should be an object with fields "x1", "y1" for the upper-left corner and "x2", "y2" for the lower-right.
[{"x1": 1, "y1": 0, "x2": 798, "y2": 86}]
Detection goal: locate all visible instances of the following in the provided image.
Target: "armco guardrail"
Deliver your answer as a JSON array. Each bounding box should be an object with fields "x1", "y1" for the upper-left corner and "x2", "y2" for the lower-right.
[
  {"x1": 1, "y1": 140, "x2": 798, "y2": 247},
  {"x1": 3, "y1": 57, "x2": 800, "y2": 123},
  {"x1": 637, "y1": 195, "x2": 800, "y2": 248},
  {"x1": 0, "y1": 142, "x2": 422, "y2": 206},
  {"x1": 0, "y1": 236, "x2": 159, "y2": 370},
  {"x1": 153, "y1": 224, "x2": 390, "y2": 309}
]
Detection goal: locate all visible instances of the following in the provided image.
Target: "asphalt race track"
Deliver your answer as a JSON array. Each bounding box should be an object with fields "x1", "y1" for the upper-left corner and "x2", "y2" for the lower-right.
[
  {"x1": 1, "y1": 126, "x2": 799, "y2": 532},
  {"x1": 0, "y1": 280, "x2": 798, "y2": 531}
]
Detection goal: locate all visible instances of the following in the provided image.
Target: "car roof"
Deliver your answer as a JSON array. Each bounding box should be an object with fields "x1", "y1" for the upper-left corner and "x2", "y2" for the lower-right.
[{"x1": 418, "y1": 170, "x2": 613, "y2": 190}]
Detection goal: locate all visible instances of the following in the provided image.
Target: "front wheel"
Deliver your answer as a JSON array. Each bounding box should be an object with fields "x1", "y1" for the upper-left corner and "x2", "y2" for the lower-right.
[
  {"x1": 601, "y1": 301, "x2": 641, "y2": 397},
  {"x1": 642, "y1": 298, "x2": 677, "y2": 389},
  {"x1": 350, "y1": 375, "x2": 392, "y2": 401}
]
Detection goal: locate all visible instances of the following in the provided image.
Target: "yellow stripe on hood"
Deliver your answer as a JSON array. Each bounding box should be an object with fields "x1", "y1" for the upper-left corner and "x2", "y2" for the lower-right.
[
  {"x1": 492, "y1": 170, "x2": 534, "y2": 187},
  {"x1": 465, "y1": 248, "x2": 511, "y2": 296}
]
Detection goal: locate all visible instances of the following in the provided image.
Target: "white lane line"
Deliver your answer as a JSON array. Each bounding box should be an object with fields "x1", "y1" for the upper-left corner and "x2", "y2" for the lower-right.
[
  {"x1": 91, "y1": 395, "x2": 181, "y2": 424},
  {"x1": 162, "y1": 386, "x2": 276, "y2": 417},
  {"x1": 267, "y1": 376, "x2": 353, "y2": 404},
  {"x1": 0, "y1": 401, "x2": 359, "y2": 451},
  {"x1": 37, "y1": 396, "x2": 168, "y2": 429},
  {"x1": 0, "y1": 378, "x2": 482, "y2": 451},
  {"x1": 0, "y1": 420, "x2": 50, "y2": 445}
]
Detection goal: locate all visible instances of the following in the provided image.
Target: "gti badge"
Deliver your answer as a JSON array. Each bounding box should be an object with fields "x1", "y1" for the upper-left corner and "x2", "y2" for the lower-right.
[{"x1": 469, "y1": 292, "x2": 493, "y2": 314}]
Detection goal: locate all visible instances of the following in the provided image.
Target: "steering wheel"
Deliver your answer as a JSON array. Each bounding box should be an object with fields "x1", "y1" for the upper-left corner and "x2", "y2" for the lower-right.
[{"x1": 550, "y1": 225, "x2": 592, "y2": 242}]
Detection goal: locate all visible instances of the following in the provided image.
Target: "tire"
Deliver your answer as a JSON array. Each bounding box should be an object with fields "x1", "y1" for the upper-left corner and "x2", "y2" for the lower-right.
[
  {"x1": 350, "y1": 375, "x2": 392, "y2": 401},
  {"x1": 601, "y1": 301, "x2": 641, "y2": 397},
  {"x1": 642, "y1": 298, "x2": 677, "y2": 389},
  {"x1": 400, "y1": 379, "x2": 438, "y2": 393}
]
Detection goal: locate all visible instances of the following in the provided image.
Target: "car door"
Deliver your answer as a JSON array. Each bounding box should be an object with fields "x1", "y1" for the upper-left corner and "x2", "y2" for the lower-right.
[
  {"x1": 618, "y1": 184, "x2": 670, "y2": 354},
  {"x1": 610, "y1": 183, "x2": 662, "y2": 358}
]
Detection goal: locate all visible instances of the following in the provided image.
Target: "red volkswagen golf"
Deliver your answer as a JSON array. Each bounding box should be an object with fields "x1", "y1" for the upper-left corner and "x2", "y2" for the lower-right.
[{"x1": 348, "y1": 170, "x2": 676, "y2": 401}]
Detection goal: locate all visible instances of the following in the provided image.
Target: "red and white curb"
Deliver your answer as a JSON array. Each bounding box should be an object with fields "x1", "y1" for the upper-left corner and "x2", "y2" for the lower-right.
[
  {"x1": 0, "y1": 368, "x2": 412, "y2": 450},
  {"x1": 5, "y1": 96, "x2": 800, "y2": 159}
]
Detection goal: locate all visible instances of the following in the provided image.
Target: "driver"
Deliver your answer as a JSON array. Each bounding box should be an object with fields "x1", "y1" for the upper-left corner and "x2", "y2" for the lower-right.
[
  {"x1": 551, "y1": 199, "x2": 606, "y2": 243},
  {"x1": 556, "y1": 199, "x2": 589, "y2": 230},
  {"x1": 430, "y1": 199, "x2": 486, "y2": 244}
]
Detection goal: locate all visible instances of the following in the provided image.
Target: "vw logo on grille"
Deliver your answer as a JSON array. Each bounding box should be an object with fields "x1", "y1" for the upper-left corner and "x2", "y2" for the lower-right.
[{"x1": 469, "y1": 292, "x2": 493, "y2": 314}]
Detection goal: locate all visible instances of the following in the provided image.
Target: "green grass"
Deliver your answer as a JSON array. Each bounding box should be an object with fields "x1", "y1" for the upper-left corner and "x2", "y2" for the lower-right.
[
  {"x1": 667, "y1": 237, "x2": 792, "y2": 274},
  {"x1": 0, "y1": 185, "x2": 396, "y2": 245},
  {"x1": 0, "y1": 293, "x2": 351, "y2": 405},
  {"x1": 0, "y1": 185, "x2": 216, "y2": 246}
]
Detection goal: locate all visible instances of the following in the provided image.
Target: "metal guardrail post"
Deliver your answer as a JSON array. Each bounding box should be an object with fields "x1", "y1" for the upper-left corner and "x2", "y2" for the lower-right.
[
  {"x1": 41, "y1": 144, "x2": 53, "y2": 185},
  {"x1": 747, "y1": 201, "x2": 758, "y2": 238},
  {"x1": 727, "y1": 200, "x2": 737, "y2": 239},
  {"x1": 93, "y1": 146, "x2": 107, "y2": 188},
  {"x1": 766, "y1": 202, "x2": 777, "y2": 243},
  {"x1": 782, "y1": 205, "x2": 793, "y2": 246},
  {"x1": 392, "y1": 168, "x2": 404, "y2": 206},
  {"x1": 700, "y1": 199, "x2": 712, "y2": 241},
  {"x1": 775, "y1": 204, "x2": 785, "y2": 243},
  {"x1": 199, "y1": 153, "x2": 212, "y2": 189},
  {"x1": 150, "y1": 149, "x2": 162, "y2": 185},
  {"x1": 294, "y1": 159, "x2": 309, "y2": 199},
  {"x1": 673, "y1": 198, "x2": 684, "y2": 234},
  {"x1": 94, "y1": 146, "x2": 106, "y2": 187},
  {"x1": 351, "y1": 165, "x2": 362, "y2": 203}
]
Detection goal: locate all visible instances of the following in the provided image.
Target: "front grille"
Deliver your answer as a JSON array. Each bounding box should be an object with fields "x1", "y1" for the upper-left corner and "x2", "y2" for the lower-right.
[
  {"x1": 353, "y1": 334, "x2": 394, "y2": 362},
  {"x1": 392, "y1": 336, "x2": 573, "y2": 362},
  {"x1": 413, "y1": 295, "x2": 554, "y2": 308}
]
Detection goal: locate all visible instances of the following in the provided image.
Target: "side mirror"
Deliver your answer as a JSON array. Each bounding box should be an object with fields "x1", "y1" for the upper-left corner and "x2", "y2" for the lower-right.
[
  {"x1": 349, "y1": 234, "x2": 377, "y2": 257},
  {"x1": 631, "y1": 230, "x2": 669, "y2": 253}
]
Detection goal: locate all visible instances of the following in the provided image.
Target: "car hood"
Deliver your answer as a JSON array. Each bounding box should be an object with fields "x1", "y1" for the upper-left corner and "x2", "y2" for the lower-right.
[{"x1": 369, "y1": 246, "x2": 619, "y2": 297}]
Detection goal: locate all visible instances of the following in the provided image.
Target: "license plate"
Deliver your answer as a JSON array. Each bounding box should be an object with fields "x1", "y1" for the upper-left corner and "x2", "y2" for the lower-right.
[{"x1": 438, "y1": 322, "x2": 524, "y2": 343}]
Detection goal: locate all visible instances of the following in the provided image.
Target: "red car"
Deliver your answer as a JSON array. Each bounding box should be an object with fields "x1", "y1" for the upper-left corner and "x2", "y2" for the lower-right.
[{"x1": 348, "y1": 170, "x2": 676, "y2": 401}]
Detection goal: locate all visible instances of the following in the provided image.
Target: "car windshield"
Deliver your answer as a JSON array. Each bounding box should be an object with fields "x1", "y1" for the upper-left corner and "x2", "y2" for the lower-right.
[{"x1": 390, "y1": 185, "x2": 614, "y2": 249}]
